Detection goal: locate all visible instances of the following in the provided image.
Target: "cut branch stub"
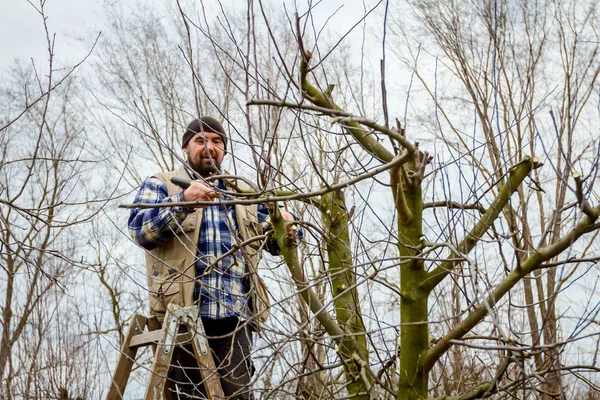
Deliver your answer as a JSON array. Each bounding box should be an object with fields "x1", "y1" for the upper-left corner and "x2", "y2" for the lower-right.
[{"x1": 573, "y1": 172, "x2": 596, "y2": 219}]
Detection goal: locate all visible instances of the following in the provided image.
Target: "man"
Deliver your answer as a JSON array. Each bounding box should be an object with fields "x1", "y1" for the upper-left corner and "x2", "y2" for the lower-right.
[{"x1": 128, "y1": 116, "x2": 298, "y2": 399}]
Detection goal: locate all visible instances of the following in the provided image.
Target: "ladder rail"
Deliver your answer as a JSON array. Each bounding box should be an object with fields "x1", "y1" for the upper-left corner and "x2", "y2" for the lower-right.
[{"x1": 105, "y1": 314, "x2": 147, "y2": 400}]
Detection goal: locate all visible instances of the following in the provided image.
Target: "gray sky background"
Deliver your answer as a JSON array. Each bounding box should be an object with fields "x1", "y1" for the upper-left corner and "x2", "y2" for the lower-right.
[
  {"x1": 0, "y1": 0, "x2": 106, "y2": 71},
  {"x1": 1, "y1": 1, "x2": 599, "y2": 394},
  {"x1": 0, "y1": 0, "x2": 384, "y2": 74}
]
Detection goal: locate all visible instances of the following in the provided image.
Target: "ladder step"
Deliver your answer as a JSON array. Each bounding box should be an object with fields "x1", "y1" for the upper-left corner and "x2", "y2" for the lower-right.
[{"x1": 129, "y1": 331, "x2": 193, "y2": 349}]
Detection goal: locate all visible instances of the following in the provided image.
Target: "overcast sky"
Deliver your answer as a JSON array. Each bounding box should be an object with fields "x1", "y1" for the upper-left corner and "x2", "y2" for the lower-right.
[
  {"x1": 0, "y1": 0, "x2": 108, "y2": 72},
  {"x1": 0, "y1": 0, "x2": 383, "y2": 73}
]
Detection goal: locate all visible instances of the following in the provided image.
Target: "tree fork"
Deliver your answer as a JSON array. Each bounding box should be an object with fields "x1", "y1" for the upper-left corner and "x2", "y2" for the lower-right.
[{"x1": 423, "y1": 203, "x2": 600, "y2": 372}]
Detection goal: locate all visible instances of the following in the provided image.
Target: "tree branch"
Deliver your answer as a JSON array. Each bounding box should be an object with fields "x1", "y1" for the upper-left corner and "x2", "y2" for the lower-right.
[
  {"x1": 573, "y1": 172, "x2": 595, "y2": 219},
  {"x1": 423, "y1": 204, "x2": 600, "y2": 372},
  {"x1": 294, "y1": 16, "x2": 403, "y2": 163},
  {"x1": 423, "y1": 200, "x2": 486, "y2": 213},
  {"x1": 247, "y1": 99, "x2": 414, "y2": 152},
  {"x1": 267, "y1": 202, "x2": 376, "y2": 388},
  {"x1": 120, "y1": 153, "x2": 408, "y2": 209},
  {"x1": 421, "y1": 157, "x2": 542, "y2": 293}
]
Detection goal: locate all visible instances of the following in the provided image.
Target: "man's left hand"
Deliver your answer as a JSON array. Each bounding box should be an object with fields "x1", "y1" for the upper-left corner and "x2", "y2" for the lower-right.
[
  {"x1": 280, "y1": 210, "x2": 295, "y2": 223},
  {"x1": 280, "y1": 210, "x2": 300, "y2": 237}
]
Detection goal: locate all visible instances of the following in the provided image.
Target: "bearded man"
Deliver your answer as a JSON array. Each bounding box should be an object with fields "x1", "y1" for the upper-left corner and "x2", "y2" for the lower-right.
[{"x1": 128, "y1": 117, "x2": 297, "y2": 399}]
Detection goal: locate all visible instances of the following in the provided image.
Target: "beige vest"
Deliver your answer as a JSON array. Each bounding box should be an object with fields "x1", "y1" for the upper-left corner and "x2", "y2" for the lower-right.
[{"x1": 144, "y1": 167, "x2": 270, "y2": 327}]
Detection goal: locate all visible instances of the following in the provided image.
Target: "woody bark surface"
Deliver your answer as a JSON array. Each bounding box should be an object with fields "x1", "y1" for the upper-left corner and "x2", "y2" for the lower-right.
[
  {"x1": 391, "y1": 159, "x2": 428, "y2": 400},
  {"x1": 294, "y1": 27, "x2": 547, "y2": 397},
  {"x1": 320, "y1": 190, "x2": 371, "y2": 397},
  {"x1": 268, "y1": 202, "x2": 374, "y2": 397},
  {"x1": 297, "y1": 37, "x2": 430, "y2": 397}
]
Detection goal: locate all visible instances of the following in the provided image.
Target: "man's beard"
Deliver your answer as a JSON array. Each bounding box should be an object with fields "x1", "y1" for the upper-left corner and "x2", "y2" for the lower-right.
[{"x1": 188, "y1": 155, "x2": 221, "y2": 176}]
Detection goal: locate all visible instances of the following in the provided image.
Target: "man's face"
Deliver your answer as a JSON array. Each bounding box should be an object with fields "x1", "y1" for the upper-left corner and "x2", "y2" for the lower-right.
[{"x1": 183, "y1": 131, "x2": 226, "y2": 176}]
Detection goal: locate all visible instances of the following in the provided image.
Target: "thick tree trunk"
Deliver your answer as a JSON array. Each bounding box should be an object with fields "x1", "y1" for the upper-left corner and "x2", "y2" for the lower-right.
[{"x1": 392, "y1": 165, "x2": 428, "y2": 400}]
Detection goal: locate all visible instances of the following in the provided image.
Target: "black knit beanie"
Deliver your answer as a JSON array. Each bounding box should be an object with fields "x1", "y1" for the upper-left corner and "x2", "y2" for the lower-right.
[{"x1": 182, "y1": 116, "x2": 227, "y2": 151}]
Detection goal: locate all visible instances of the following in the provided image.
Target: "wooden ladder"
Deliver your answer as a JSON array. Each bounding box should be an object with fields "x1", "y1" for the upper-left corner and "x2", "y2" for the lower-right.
[{"x1": 105, "y1": 304, "x2": 224, "y2": 400}]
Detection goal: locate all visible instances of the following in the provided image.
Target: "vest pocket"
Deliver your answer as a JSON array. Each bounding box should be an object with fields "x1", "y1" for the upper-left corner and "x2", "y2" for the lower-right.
[
  {"x1": 241, "y1": 218, "x2": 264, "y2": 252},
  {"x1": 179, "y1": 210, "x2": 198, "y2": 232},
  {"x1": 149, "y1": 259, "x2": 185, "y2": 316}
]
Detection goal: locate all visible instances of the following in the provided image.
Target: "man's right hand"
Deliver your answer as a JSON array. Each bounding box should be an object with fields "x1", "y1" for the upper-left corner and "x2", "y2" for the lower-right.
[{"x1": 182, "y1": 181, "x2": 219, "y2": 203}]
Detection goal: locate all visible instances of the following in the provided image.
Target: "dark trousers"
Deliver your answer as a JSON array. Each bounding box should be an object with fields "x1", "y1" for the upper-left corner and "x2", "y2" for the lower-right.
[{"x1": 167, "y1": 317, "x2": 254, "y2": 400}]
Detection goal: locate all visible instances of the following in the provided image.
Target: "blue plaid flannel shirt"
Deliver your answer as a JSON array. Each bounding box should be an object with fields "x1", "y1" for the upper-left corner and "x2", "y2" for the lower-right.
[{"x1": 128, "y1": 177, "x2": 271, "y2": 320}]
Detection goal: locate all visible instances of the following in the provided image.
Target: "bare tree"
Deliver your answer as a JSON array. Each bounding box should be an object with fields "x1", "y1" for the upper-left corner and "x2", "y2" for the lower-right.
[
  {"x1": 66, "y1": 0, "x2": 600, "y2": 398},
  {"x1": 247, "y1": 1, "x2": 600, "y2": 398},
  {"x1": 0, "y1": 2, "x2": 107, "y2": 399}
]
